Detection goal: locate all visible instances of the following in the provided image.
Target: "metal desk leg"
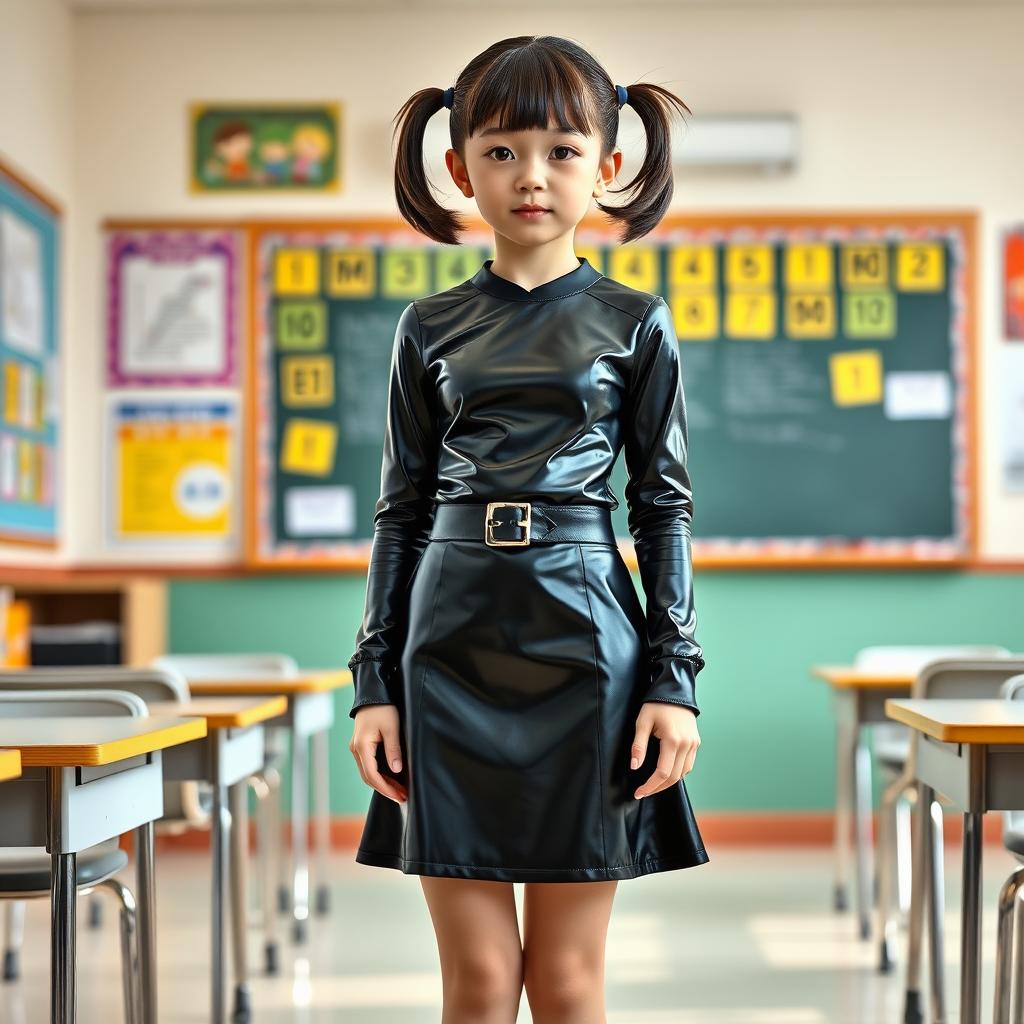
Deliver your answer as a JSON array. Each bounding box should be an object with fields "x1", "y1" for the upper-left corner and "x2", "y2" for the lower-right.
[
  {"x1": 903, "y1": 781, "x2": 930, "y2": 1024},
  {"x1": 229, "y1": 782, "x2": 251, "y2": 1023},
  {"x1": 313, "y1": 730, "x2": 330, "y2": 915},
  {"x1": 961, "y1": 808, "x2": 983, "y2": 1024},
  {"x1": 290, "y1": 723, "x2": 309, "y2": 944},
  {"x1": 834, "y1": 718, "x2": 853, "y2": 912},
  {"x1": 135, "y1": 820, "x2": 157, "y2": 1024},
  {"x1": 47, "y1": 768, "x2": 75, "y2": 1024},
  {"x1": 853, "y1": 727, "x2": 875, "y2": 940},
  {"x1": 211, "y1": 733, "x2": 229, "y2": 1024}
]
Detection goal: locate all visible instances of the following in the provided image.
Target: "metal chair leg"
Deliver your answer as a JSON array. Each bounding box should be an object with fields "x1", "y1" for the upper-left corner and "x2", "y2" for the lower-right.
[
  {"x1": 261, "y1": 763, "x2": 282, "y2": 974},
  {"x1": 95, "y1": 877, "x2": 142, "y2": 1024},
  {"x1": 3, "y1": 901, "x2": 25, "y2": 981},
  {"x1": 877, "y1": 768, "x2": 909, "y2": 972},
  {"x1": 992, "y1": 865, "x2": 1024, "y2": 1023},
  {"x1": 853, "y1": 732, "x2": 875, "y2": 941},
  {"x1": 313, "y1": 730, "x2": 330, "y2": 916},
  {"x1": 896, "y1": 787, "x2": 915, "y2": 920},
  {"x1": 834, "y1": 718, "x2": 853, "y2": 912}
]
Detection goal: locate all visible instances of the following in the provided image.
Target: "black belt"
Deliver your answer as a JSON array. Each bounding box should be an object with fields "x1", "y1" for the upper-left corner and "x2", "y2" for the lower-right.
[{"x1": 428, "y1": 501, "x2": 616, "y2": 547}]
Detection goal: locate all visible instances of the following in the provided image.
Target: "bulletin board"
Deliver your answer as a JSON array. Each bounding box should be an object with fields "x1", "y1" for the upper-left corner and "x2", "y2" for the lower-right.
[
  {"x1": 246, "y1": 211, "x2": 976, "y2": 570},
  {"x1": 0, "y1": 155, "x2": 61, "y2": 548}
]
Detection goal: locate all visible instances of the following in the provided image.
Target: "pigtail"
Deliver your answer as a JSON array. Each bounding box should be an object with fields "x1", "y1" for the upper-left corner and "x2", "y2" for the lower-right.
[
  {"x1": 597, "y1": 82, "x2": 692, "y2": 245},
  {"x1": 393, "y1": 87, "x2": 467, "y2": 245}
]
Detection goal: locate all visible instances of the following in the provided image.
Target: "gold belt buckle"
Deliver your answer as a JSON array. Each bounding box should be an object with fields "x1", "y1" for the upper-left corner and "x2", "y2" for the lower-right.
[{"x1": 485, "y1": 501, "x2": 531, "y2": 547}]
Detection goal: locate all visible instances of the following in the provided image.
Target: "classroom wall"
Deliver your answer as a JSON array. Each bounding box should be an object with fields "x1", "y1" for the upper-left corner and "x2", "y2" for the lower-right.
[
  {"x1": 0, "y1": 0, "x2": 74, "y2": 564},
  {"x1": 6, "y1": 2, "x2": 1024, "y2": 813}
]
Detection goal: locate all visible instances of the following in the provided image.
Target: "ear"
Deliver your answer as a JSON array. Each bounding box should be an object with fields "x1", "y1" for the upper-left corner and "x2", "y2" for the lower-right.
[
  {"x1": 445, "y1": 148, "x2": 474, "y2": 199},
  {"x1": 593, "y1": 148, "x2": 622, "y2": 198}
]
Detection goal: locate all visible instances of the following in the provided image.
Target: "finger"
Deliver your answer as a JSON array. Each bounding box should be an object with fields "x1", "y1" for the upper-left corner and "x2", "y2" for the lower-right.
[
  {"x1": 630, "y1": 717, "x2": 651, "y2": 771},
  {"x1": 635, "y1": 738, "x2": 678, "y2": 799},
  {"x1": 358, "y1": 740, "x2": 407, "y2": 803},
  {"x1": 681, "y1": 741, "x2": 698, "y2": 778},
  {"x1": 382, "y1": 730, "x2": 404, "y2": 774}
]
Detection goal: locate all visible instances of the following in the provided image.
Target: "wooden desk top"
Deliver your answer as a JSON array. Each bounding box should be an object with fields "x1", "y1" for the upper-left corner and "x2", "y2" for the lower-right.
[
  {"x1": 148, "y1": 695, "x2": 288, "y2": 729},
  {"x1": 0, "y1": 716, "x2": 208, "y2": 767},
  {"x1": 0, "y1": 749, "x2": 22, "y2": 781},
  {"x1": 885, "y1": 699, "x2": 1024, "y2": 743},
  {"x1": 811, "y1": 665, "x2": 915, "y2": 689},
  {"x1": 187, "y1": 669, "x2": 349, "y2": 696}
]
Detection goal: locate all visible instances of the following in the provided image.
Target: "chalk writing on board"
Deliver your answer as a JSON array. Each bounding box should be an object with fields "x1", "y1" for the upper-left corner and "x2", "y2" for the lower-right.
[{"x1": 335, "y1": 309, "x2": 395, "y2": 445}]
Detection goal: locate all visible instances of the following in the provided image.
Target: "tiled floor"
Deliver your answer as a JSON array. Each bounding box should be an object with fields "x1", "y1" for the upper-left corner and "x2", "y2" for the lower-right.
[{"x1": 1, "y1": 843, "x2": 1019, "y2": 1022}]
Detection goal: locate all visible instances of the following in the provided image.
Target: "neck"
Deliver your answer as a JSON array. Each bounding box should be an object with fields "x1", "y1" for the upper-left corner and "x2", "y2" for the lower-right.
[{"x1": 489, "y1": 234, "x2": 581, "y2": 292}]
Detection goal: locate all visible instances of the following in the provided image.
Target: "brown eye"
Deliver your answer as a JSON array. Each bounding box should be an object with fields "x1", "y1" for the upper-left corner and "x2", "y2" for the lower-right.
[
  {"x1": 486, "y1": 147, "x2": 513, "y2": 161},
  {"x1": 552, "y1": 146, "x2": 578, "y2": 160}
]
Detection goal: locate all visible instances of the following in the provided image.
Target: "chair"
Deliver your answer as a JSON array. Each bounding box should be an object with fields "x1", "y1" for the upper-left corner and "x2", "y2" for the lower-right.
[
  {"x1": 843, "y1": 645, "x2": 1009, "y2": 973},
  {"x1": 990, "y1": 673, "x2": 1024, "y2": 1022},
  {"x1": 151, "y1": 653, "x2": 305, "y2": 976},
  {"x1": 892, "y1": 656, "x2": 1024, "y2": 1024},
  {"x1": 0, "y1": 689, "x2": 146, "y2": 1024}
]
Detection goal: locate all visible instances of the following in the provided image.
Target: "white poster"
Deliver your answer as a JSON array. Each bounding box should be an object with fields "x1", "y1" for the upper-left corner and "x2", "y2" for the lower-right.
[{"x1": 0, "y1": 208, "x2": 45, "y2": 358}]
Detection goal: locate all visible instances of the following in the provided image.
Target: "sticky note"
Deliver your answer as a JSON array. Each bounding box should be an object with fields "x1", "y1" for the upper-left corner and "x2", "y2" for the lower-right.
[
  {"x1": 670, "y1": 290, "x2": 719, "y2": 340},
  {"x1": 896, "y1": 243, "x2": 944, "y2": 291},
  {"x1": 608, "y1": 247, "x2": 659, "y2": 292},
  {"x1": 668, "y1": 245, "x2": 716, "y2": 289},
  {"x1": 841, "y1": 244, "x2": 888, "y2": 289},
  {"x1": 436, "y1": 247, "x2": 485, "y2": 289},
  {"x1": 277, "y1": 302, "x2": 327, "y2": 350},
  {"x1": 4, "y1": 363, "x2": 19, "y2": 425},
  {"x1": 281, "y1": 355, "x2": 335, "y2": 407},
  {"x1": 725, "y1": 244, "x2": 773, "y2": 289},
  {"x1": 785, "y1": 293, "x2": 836, "y2": 339},
  {"x1": 844, "y1": 291, "x2": 896, "y2": 338},
  {"x1": 326, "y1": 248, "x2": 375, "y2": 297},
  {"x1": 829, "y1": 350, "x2": 883, "y2": 407},
  {"x1": 725, "y1": 291, "x2": 776, "y2": 340},
  {"x1": 573, "y1": 246, "x2": 603, "y2": 275},
  {"x1": 280, "y1": 419, "x2": 337, "y2": 476},
  {"x1": 382, "y1": 249, "x2": 430, "y2": 298},
  {"x1": 273, "y1": 249, "x2": 321, "y2": 296},
  {"x1": 785, "y1": 244, "x2": 833, "y2": 290}
]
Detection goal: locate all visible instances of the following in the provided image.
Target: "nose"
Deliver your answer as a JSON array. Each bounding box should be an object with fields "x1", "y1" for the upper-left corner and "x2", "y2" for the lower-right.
[{"x1": 514, "y1": 152, "x2": 547, "y2": 193}]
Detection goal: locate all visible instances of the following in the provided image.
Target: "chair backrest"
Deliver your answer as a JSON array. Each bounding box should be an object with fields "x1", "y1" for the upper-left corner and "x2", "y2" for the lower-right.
[
  {"x1": 0, "y1": 689, "x2": 146, "y2": 718},
  {"x1": 912, "y1": 657, "x2": 1024, "y2": 700},
  {"x1": 1002, "y1": 674, "x2": 1024, "y2": 836},
  {"x1": 854, "y1": 645, "x2": 1011, "y2": 672},
  {"x1": 0, "y1": 665, "x2": 188, "y2": 704},
  {"x1": 151, "y1": 652, "x2": 298, "y2": 680}
]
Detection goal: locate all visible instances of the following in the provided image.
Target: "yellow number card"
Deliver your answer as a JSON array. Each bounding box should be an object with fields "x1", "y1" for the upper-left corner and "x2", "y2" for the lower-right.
[
  {"x1": 841, "y1": 244, "x2": 888, "y2": 289},
  {"x1": 574, "y1": 246, "x2": 604, "y2": 274},
  {"x1": 382, "y1": 248, "x2": 430, "y2": 298},
  {"x1": 436, "y1": 248, "x2": 485, "y2": 290},
  {"x1": 725, "y1": 244, "x2": 773, "y2": 289},
  {"x1": 896, "y1": 243, "x2": 944, "y2": 291},
  {"x1": 844, "y1": 291, "x2": 896, "y2": 339},
  {"x1": 829, "y1": 349, "x2": 883, "y2": 406},
  {"x1": 670, "y1": 291, "x2": 719, "y2": 340},
  {"x1": 785, "y1": 293, "x2": 837, "y2": 339},
  {"x1": 608, "y1": 247, "x2": 659, "y2": 292},
  {"x1": 273, "y1": 249, "x2": 321, "y2": 296},
  {"x1": 325, "y1": 248, "x2": 375, "y2": 298},
  {"x1": 725, "y1": 291, "x2": 776, "y2": 339},
  {"x1": 668, "y1": 245, "x2": 716, "y2": 290},
  {"x1": 280, "y1": 418, "x2": 338, "y2": 477},
  {"x1": 785, "y1": 244, "x2": 833, "y2": 290},
  {"x1": 276, "y1": 302, "x2": 327, "y2": 350},
  {"x1": 281, "y1": 356, "x2": 334, "y2": 407}
]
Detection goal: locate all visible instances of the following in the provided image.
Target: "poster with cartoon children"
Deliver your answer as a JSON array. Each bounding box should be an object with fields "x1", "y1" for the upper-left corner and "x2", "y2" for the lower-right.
[{"x1": 191, "y1": 103, "x2": 340, "y2": 191}]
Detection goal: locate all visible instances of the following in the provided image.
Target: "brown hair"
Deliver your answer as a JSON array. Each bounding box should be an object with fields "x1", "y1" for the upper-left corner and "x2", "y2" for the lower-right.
[{"x1": 392, "y1": 36, "x2": 691, "y2": 246}]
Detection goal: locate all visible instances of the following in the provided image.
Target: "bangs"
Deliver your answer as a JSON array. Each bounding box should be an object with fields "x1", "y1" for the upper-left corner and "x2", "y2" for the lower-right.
[{"x1": 464, "y1": 46, "x2": 601, "y2": 139}]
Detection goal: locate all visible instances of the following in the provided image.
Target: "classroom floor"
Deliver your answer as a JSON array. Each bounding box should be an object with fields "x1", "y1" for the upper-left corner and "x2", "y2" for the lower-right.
[{"x1": 1, "y1": 843, "x2": 1019, "y2": 1023}]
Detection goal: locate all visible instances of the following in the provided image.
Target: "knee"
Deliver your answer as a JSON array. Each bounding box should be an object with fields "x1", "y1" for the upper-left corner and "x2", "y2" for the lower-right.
[
  {"x1": 445, "y1": 948, "x2": 523, "y2": 1014},
  {"x1": 523, "y1": 949, "x2": 600, "y2": 1017}
]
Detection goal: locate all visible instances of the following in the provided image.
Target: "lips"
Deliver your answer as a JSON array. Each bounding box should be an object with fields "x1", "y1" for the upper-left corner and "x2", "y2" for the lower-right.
[{"x1": 513, "y1": 205, "x2": 550, "y2": 212}]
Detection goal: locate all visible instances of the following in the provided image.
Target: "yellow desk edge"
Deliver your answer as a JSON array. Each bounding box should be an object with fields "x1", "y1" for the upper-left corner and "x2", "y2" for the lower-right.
[
  {"x1": 885, "y1": 699, "x2": 1024, "y2": 744},
  {"x1": 811, "y1": 665, "x2": 915, "y2": 689},
  {"x1": 0, "y1": 748, "x2": 22, "y2": 781},
  {"x1": 188, "y1": 669, "x2": 350, "y2": 695}
]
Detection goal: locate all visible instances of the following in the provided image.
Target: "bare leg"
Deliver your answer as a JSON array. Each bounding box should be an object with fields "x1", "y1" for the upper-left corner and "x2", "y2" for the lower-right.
[
  {"x1": 420, "y1": 877, "x2": 523, "y2": 1024},
  {"x1": 522, "y1": 881, "x2": 618, "y2": 1024}
]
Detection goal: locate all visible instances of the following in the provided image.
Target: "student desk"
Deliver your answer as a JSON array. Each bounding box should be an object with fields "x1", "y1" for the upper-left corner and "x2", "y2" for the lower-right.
[
  {"x1": 185, "y1": 670, "x2": 344, "y2": 944},
  {"x1": 0, "y1": 715, "x2": 206, "y2": 1024},
  {"x1": 146, "y1": 696, "x2": 286, "y2": 1024},
  {"x1": 811, "y1": 665, "x2": 914, "y2": 937},
  {"x1": 0, "y1": 748, "x2": 21, "y2": 781},
  {"x1": 885, "y1": 698, "x2": 1024, "y2": 1024}
]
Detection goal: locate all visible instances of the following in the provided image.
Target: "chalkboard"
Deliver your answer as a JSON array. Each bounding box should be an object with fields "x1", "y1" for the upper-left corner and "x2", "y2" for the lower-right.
[
  {"x1": 0, "y1": 156, "x2": 61, "y2": 548},
  {"x1": 246, "y1": 213, "x2": 975, "y2": 569}
]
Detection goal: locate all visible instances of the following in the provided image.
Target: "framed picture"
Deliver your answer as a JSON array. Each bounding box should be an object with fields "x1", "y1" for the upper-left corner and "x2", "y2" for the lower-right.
[
  {"x1": 105, "y1": 225, "x2": 242, "y2": 387},
  {"x1": 190, "y1": 102, "x2": 341, "y2": 192}
]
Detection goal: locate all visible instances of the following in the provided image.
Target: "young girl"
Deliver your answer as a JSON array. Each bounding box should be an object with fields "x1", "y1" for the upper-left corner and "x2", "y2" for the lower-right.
[{"x1": 348, "y1": 34, "x2": 707, "y2": 1023}]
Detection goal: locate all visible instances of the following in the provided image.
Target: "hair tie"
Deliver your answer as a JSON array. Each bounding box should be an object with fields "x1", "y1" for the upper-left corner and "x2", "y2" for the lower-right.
[
  {"x1": 442, "y1": 86, "x2": 454, "y2": 110},
  {"x1": 615, "y1": 84, "x2": 629, "y2": 109}
]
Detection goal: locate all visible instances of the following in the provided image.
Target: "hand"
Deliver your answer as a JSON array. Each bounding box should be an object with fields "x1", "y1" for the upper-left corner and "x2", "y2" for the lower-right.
[
  {"x1": 630, "y1": 702, "x2": 700, "y2": 799},
  {"x1": 349, "y1": 704, "x2": 408, "y2": 804}
]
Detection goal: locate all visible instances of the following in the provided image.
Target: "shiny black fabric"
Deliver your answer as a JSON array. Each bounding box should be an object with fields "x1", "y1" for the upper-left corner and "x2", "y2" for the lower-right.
[{"x1": 348, "y1": 256, "x2": 708, "y2": 881}]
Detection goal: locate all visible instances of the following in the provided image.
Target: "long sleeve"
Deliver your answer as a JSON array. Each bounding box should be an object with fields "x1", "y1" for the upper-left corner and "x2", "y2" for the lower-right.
[
  {"x1": 347, "y1": 301, "x2": 439, "y2": 718},
  {"x1": 621, "y1": 295, "x2": 706, "y2": 717}
]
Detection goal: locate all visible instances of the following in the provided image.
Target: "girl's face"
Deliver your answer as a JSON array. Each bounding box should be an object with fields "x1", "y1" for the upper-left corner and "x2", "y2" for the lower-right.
[{"x1": 446, "y1": 115, "x2": 621, "y2": 248}]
